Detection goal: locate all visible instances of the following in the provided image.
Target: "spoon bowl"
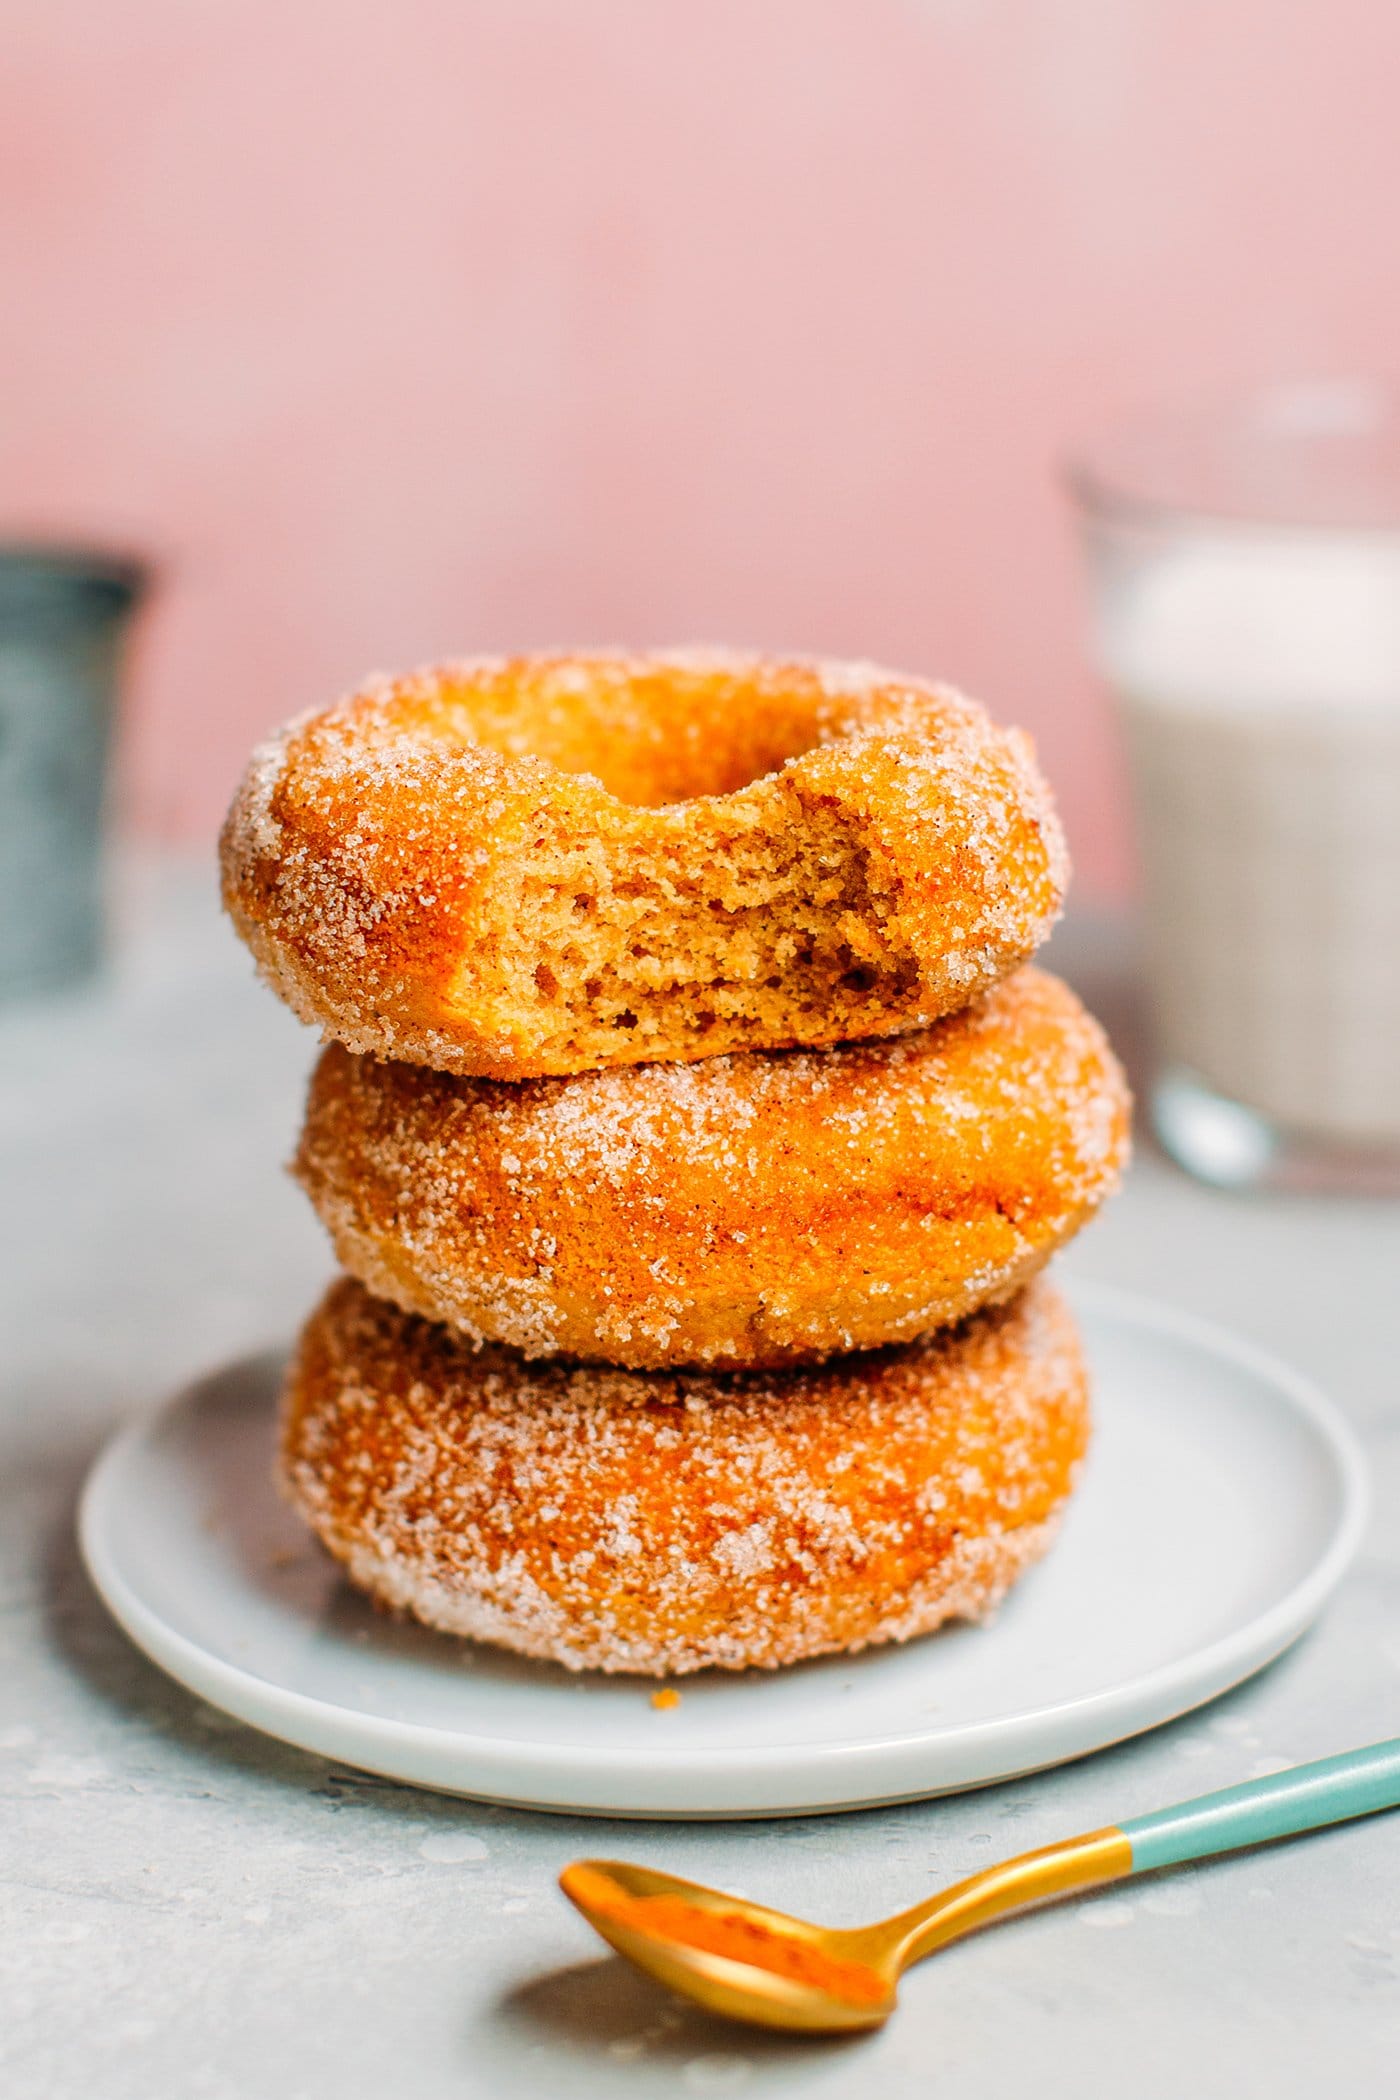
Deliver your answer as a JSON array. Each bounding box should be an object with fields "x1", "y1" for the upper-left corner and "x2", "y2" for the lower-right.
[{"x1": 559, "y1": 1859, "x2": 897, "y2": 2032}]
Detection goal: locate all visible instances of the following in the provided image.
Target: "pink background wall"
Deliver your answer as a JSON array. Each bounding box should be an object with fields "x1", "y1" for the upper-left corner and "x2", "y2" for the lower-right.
[{"x1": 4, "y1": 1, "x2": 1398, "y2": 896}]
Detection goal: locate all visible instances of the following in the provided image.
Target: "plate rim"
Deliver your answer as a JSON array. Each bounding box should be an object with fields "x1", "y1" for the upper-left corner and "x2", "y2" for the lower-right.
[{"x1": 78, "y1": 1280, "x2": 1371, "y2": 1814}]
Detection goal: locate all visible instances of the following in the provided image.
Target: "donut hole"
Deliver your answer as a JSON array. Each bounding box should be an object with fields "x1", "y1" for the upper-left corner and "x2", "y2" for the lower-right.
[{"x1": 440, "y1": 656, "x2": 831, "y2": 806}]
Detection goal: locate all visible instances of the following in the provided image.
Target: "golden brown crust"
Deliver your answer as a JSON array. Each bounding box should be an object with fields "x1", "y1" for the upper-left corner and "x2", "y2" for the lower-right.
[
  {"x1": 221, "y1": 651, "x2": 1067, "y2": 1078},
  {"x1": 293, "y1": 966, "x2": 1129, "y2": 1370},
  {"x1": 279, "y1": 1277, "x2": 1090, "y2": 1676}
]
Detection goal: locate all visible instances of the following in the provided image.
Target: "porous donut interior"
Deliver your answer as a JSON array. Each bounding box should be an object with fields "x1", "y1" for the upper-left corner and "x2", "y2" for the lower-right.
[
  {"x1": 419, "y1": 657, "x2": 912, "y2": 1062},
  {"x1": 487, "y1": 796, "x2": 923, "y2": 1064},
  {"x1": 432, "y1": 656, "x2": 1029, "y2": 1067}
]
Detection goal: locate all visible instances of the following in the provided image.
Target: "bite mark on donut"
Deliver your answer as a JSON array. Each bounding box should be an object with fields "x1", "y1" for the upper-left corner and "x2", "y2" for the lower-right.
[{"x1": 473, "y1": 784, "x2": 932, "y2": 1070}]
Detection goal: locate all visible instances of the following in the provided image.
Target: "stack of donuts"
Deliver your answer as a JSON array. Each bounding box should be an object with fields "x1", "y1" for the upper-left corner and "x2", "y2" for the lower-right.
[{"x1": 222, "y1": 652, "x2": 1129, "y2": 1676}]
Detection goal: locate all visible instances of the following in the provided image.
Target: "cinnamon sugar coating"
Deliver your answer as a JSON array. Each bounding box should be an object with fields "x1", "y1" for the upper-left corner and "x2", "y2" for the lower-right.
[
  {"x1": 295, "y1": 967, "x2": 1129, "y2": 1370},
  {"x1": 279, "y1": 1276, "x2": 1091, "y2": 1676},
  {"x1": 221, "y1": 651, "x2": 1067, "y2": 1079}
]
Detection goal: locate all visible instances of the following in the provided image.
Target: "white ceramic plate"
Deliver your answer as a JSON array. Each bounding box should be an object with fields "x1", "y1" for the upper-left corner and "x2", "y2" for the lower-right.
[{"x1": 79, "y1": 1283, "x2": 1367, "y2": 1818}]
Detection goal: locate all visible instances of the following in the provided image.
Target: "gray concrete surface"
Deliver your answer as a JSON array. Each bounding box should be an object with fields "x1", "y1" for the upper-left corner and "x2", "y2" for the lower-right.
[{"x1": 3, "y1": 862, "x2": 1398, "y2": 2099}]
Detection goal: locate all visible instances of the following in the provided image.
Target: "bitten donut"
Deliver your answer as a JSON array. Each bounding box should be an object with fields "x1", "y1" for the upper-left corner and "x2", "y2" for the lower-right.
[
  {"x1": 293, "y1": 967, "x2": 1129, "y2": 1370},
  {"x1": 280, "y1": 1276, "x2": 1090, "y2": 1676},
  {"x1": 222, "y1": 652, "x2": 1066, "y2": 1078}
]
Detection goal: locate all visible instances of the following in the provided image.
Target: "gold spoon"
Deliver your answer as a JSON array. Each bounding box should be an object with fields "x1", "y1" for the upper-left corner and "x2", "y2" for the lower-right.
[{"x1": 560, "y1": 1736, "x2": 1400, "y2": 2033}]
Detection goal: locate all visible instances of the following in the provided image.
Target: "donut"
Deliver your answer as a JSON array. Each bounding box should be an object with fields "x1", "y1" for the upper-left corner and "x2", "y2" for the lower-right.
[
  {"x1": 222, "y1": 651, "x2": 1066, "y2": 1079},
  {"x1": 292, "y1": 966, "x2": 1129, "y2": 1370},
  {"x1": 279, "y1": 1275, "x2": 1090, "y2": 1676}
]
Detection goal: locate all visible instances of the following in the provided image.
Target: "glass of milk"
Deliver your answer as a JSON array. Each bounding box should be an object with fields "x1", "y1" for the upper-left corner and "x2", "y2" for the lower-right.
[{"x1": 1070, "y1": 381, "x2": 1400, "y2": 1193}]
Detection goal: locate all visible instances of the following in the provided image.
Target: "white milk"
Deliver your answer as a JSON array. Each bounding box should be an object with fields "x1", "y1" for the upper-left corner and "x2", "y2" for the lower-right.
[{"x1": 1102, "y1": 536, "x2": 1400, "y2": 1142}]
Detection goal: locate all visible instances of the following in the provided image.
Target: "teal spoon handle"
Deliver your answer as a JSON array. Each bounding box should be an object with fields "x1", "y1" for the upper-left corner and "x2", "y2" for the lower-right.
[{"x1": 1121, "y1": 1736, "x2": 1400, "y2": 1873}]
